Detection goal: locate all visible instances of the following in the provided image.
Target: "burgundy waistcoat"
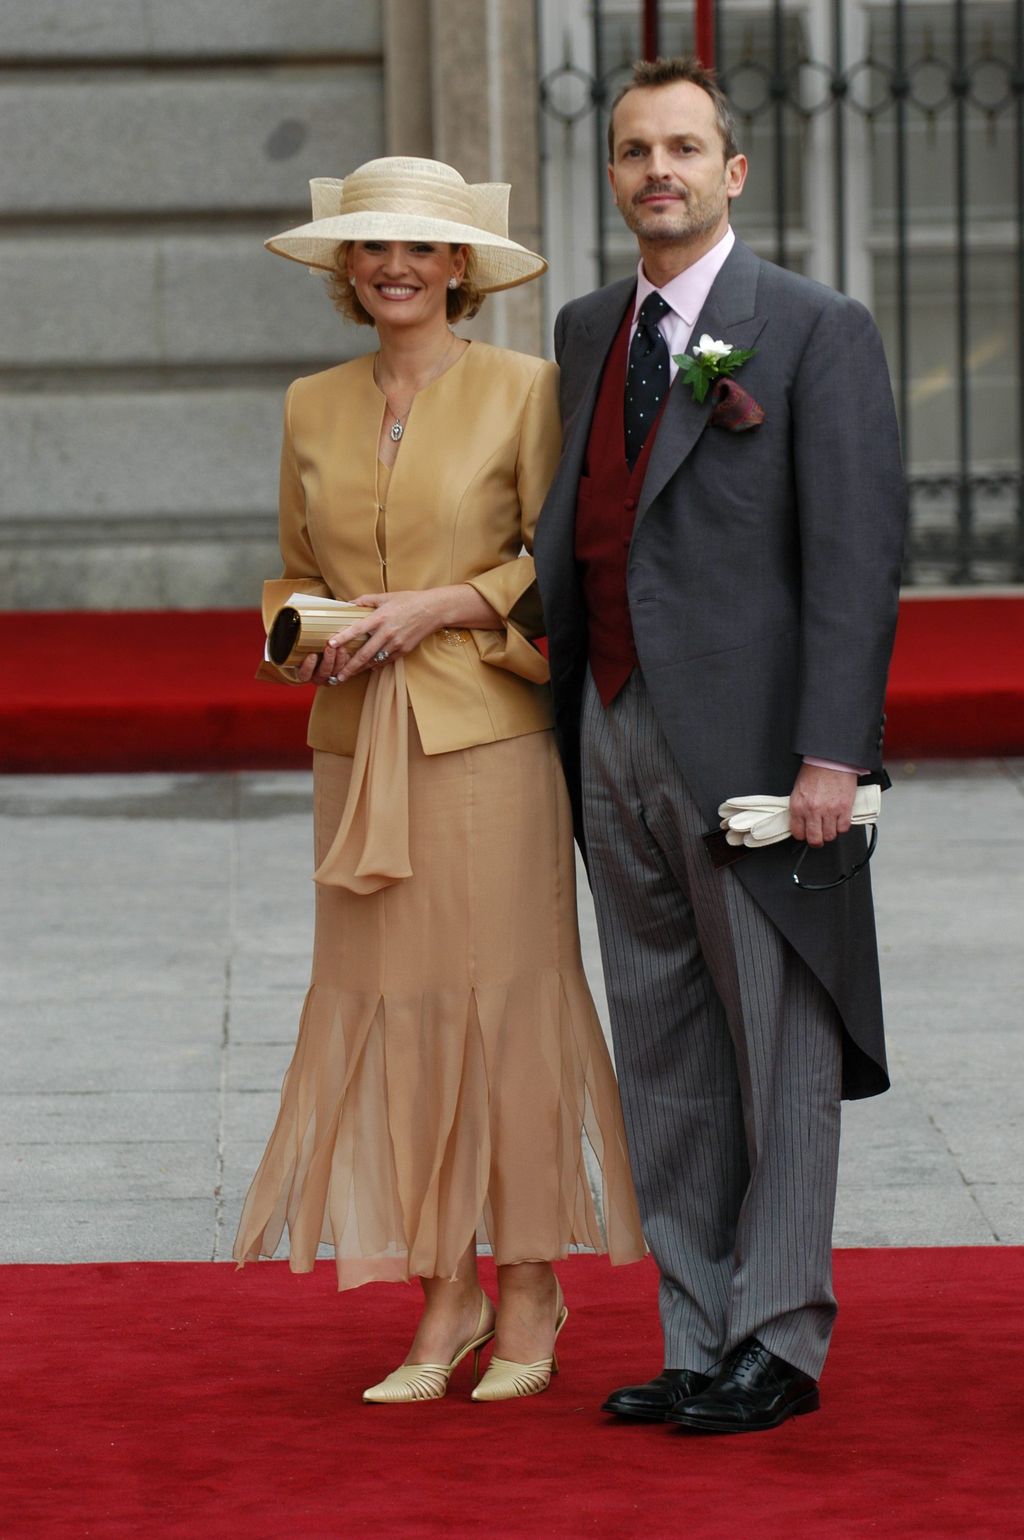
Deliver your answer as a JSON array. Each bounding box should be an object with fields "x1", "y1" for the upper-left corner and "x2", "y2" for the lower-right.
[{"x1": 574, "y1": 300, "x2": 667, "y2": 705}]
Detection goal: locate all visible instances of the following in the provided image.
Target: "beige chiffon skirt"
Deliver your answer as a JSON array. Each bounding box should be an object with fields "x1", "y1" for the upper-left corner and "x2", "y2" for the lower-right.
[{"x1": 233, "y1": 722, "x2": 645, "y2": 1290}]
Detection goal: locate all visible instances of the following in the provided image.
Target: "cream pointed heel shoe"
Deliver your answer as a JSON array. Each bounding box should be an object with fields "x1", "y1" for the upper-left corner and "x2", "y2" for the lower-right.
[
  {"x1": 362, "y1": 1293, "x2": 496, "y2": 1404},
  {"x1": 471, "y1": 1283, "x2": 568, "y2": 1402}
]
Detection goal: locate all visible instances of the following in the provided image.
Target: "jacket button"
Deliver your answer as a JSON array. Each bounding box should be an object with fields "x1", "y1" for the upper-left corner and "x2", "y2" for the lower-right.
[{"x1": 624, "y1": 497, "x2": 637, "y2": 512}]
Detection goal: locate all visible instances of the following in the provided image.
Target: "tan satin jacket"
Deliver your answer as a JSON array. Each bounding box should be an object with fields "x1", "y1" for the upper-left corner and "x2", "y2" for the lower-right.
[{"x1": 260, "y1": 341, "x2": 560, "y2": 757}]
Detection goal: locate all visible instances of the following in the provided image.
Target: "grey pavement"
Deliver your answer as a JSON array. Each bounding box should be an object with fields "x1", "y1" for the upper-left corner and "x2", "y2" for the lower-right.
[{"x1": 1, "y1": 760, "x2": 1021, "y2": 1262}]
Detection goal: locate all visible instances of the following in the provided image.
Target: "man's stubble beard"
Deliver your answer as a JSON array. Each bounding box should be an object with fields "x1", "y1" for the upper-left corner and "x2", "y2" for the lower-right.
[{"x1": 620, "y1": 184, "x2": 727, "y2": 246}]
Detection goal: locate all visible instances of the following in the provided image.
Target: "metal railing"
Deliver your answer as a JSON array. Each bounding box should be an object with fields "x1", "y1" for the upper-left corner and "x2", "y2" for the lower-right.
[{"x1": 540, "y1": 1, "x2": 1024, "y2": 584}]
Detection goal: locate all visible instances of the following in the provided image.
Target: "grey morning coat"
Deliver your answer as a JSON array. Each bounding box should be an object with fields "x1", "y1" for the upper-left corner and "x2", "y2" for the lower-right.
[{"x1": 534, "y1": 237, "x2": 908, "y2": 1099}]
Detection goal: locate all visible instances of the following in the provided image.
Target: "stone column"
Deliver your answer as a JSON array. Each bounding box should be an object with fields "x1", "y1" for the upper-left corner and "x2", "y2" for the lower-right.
[
  {"x1": 384, "y1": 0, "x2": 546, "y2": 356},
  {"x1": 382, "y1": 0, "x2": 433, "y2": 156}
]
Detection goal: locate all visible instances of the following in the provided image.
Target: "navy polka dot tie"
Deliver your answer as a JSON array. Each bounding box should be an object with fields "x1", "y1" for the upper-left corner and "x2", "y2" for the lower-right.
[{"x1": 624, "y1": 292, "x2": 671, "y2": 469}]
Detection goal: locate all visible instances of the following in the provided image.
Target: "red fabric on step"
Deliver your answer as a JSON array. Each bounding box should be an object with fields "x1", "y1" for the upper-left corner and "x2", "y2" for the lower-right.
[
  {"x1": 0, "y1": 610, "x2": 312, "y2": 772},
  {"x1": 1, "y1": 596, "x2": 1021, "y2": 771},
  {"x1": 884, "y1": 595, "x2": 1024, "y2": 757}
]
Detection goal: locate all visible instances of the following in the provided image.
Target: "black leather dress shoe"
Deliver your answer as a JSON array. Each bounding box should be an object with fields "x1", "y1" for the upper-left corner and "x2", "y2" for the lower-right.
[
  {"x1": 665, "y1": 1339, "x2": 819, "y2": 1433},
  {"x1": 602, "y1": 1369, "x2": 713, "y2": 1422}
]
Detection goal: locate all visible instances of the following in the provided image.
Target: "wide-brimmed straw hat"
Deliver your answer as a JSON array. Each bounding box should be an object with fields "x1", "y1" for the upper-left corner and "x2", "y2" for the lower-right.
[{"x1": 265, "y1": 156, "x2": 547, "y2": 293}]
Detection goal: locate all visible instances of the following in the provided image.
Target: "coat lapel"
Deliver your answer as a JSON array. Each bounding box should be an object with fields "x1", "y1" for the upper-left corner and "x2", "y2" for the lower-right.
[
  {"x1": 535, "y1": 279, "x2": 634, "y2": 653},
  {"x1": 555, "y1": 279, "x2": 634, "y2": 491},
  {"x1": 539, "y1": 279, "x2": 634, "y2": 588},
  {"x1": 638, "y1": 239, "x2": 767, "y2": 519}
]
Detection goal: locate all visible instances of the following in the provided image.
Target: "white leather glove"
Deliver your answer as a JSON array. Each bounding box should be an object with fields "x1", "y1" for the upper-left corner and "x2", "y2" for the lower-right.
[{"x1": 717, "y1": 785, "x2": 882, "y2": 848}]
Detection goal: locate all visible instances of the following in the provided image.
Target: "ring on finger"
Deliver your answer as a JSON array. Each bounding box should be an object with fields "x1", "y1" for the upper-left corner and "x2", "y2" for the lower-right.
[{"x1": 372, "y1": 648, "x2": 390, "y2": 664}]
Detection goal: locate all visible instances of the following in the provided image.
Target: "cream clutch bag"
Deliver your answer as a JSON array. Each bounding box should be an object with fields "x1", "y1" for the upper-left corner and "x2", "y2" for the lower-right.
[{"x1": 266, "y1": 594, "x2": 374, "y2": 667}]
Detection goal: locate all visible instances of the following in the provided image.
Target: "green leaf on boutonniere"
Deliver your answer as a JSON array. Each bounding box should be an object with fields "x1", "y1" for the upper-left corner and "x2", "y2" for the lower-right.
[{"x1": 673, "y1": 335, "x2": 757, "y2": 405}]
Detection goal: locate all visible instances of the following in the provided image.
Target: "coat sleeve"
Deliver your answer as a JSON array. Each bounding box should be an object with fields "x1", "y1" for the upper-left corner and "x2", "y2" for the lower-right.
[
  {"x1": 256, "y1": 381, "x2": 332, "y2": 685},
  {"x1": 465, "y1": 360, "x2": 561, "y2": 685},
  {"x1": 791, "y1": 295, "x2": 908, "y2": 768},
  {"x1": 553, "y1": 305, "x2": 567, "y2": 365}
]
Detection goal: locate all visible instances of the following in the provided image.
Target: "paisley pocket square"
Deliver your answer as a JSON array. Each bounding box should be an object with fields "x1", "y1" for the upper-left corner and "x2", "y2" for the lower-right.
[{"x1": 708, "y1": 377, "x2": 765, "y2": 432}]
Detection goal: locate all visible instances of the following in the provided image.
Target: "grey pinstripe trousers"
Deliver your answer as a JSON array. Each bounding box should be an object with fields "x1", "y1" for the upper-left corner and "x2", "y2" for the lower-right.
[{"x1": 581, "y1": 671, "x2": 842, "y2": 1379}]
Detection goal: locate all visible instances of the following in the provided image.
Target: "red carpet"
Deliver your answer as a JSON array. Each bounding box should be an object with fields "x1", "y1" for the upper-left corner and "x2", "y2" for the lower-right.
[
  {"x1": 1, "y1": 596, "x2": 1022, "y2": 772},
  {"x1": 2, "y1": 1250, "x2": 1021, "y2": 1539},
  {"x1": 0, "y1": 610, "x2": 300, "y2": 774},
  {"x1": 888, "y1": 596, "x2": 1024, "y2": 758}
]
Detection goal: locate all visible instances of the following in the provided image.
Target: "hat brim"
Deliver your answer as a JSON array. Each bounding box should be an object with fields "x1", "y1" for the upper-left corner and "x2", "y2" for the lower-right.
[{"x1": 265, "y1": 212, "x2": 547, "y2": 293}]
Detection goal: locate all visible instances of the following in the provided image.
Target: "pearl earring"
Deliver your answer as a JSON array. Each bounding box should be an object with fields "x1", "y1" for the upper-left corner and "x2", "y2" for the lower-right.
[{"x1": 448, "y1": 277, "x2": 459, "y2": 290}]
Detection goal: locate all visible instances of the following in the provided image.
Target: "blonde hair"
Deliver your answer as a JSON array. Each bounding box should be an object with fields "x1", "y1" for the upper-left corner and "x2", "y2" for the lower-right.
[{"x1": 327, "y1": 242, "x2": 486, "y2": 325}]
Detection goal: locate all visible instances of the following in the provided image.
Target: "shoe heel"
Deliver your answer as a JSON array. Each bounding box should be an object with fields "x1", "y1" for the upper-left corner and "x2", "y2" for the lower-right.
[
  {"x1": 793, "y1": 1388, "x2": 821, "y2": 1416},
  {"x1": 551, "y1": 1301, "x2": 568, "y2": 1375}
]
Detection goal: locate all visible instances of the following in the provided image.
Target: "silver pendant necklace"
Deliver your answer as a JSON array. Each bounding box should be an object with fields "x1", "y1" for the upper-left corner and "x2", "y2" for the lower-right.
[{"x1": 374, "y1": 333, "x2": 457, "y2": 445}]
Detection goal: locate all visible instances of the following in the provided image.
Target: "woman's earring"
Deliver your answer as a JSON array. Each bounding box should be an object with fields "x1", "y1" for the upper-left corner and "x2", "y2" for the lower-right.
[{"x1": 448, "y1": 277, "x2": 459, "y2": 290}]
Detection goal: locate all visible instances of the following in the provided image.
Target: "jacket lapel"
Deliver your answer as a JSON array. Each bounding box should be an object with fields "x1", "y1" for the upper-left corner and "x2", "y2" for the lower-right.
[
  {"x1": 539, "y1": 280, "x2": 634, "y2": 578},
  {"x1": 557, "y1": 280, "x2": 634, "y2": 484},
  {"x1": 638, "y1": 238, "x2": 766, "y2": 519}
]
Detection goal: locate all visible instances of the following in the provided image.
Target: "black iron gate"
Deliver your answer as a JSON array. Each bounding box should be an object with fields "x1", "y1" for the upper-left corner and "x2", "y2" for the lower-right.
[{"x1": 541, "y1": 1, "x2": 1024, "y2": 585}]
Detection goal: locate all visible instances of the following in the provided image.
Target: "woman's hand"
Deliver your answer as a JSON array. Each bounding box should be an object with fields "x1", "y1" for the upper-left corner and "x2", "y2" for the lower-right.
[
  {"x1": 328, "y1": 590, "x2": 445, "y2": 680},
  {"x1": 306, "y1": 586, "x2": 501, "y2": 685}
]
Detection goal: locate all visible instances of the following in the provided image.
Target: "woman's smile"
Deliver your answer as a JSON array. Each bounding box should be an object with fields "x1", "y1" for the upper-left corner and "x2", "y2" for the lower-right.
[{"x1": 347, "y1": 240, "x2": 460, "y2": 325}]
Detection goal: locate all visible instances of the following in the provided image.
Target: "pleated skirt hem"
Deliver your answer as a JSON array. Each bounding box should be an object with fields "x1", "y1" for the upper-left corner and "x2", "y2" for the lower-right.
[{"x1": 232, "y1": 729, "x2": 646, "y2": 1291}]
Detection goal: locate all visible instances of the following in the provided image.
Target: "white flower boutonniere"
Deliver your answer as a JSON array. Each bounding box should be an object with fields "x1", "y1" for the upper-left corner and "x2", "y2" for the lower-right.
[{"x1": 674, "y1": 333, "x2": 756, "y2": 405}]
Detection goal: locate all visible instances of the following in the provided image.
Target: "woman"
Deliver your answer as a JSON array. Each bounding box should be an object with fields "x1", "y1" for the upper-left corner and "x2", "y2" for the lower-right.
[{"x1": 233, "y1": 157, "x2": 645, "y2": 1404}]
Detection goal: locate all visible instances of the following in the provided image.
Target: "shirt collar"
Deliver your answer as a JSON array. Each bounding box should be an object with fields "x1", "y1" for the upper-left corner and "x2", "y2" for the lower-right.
[{"x1": 632, "y1": 226, "x2": 736, "y2": 325}]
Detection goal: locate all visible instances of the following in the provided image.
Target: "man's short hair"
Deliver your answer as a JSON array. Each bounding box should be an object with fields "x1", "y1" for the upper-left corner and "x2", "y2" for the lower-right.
[{"x1": 607, "y1": 56, "x2": 740, "y2": 163}]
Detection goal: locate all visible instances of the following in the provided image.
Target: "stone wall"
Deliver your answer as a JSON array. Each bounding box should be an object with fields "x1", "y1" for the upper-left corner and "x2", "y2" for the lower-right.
[
  {"x1": 2, "y1": 0, "x2": 547, "y2": 610},
  {"x1": 1, "y1": 1, "x2": 385, "y2": 608}
]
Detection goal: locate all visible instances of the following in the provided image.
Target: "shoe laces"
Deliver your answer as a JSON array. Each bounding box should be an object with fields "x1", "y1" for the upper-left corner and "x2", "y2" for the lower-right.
[{"x1": 724, "y1": 1340, "x2": 780, "y2": 1386}]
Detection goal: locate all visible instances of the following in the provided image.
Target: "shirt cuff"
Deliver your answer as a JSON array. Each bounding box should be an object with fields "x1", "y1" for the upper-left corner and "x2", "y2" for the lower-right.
[{"x1": 802, "y1": 756, "x2": 870, "y2": 776}]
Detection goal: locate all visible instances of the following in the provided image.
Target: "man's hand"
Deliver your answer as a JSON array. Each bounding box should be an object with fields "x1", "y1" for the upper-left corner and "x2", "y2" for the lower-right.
[{"x1": 788, "y1": 764, "x2": 858, "y2": 847}]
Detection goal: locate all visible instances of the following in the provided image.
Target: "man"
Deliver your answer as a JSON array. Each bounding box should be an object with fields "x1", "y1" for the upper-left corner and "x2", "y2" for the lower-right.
[{"x1": 534, "y1": 57, "x2": 906, "y2": 1433}]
